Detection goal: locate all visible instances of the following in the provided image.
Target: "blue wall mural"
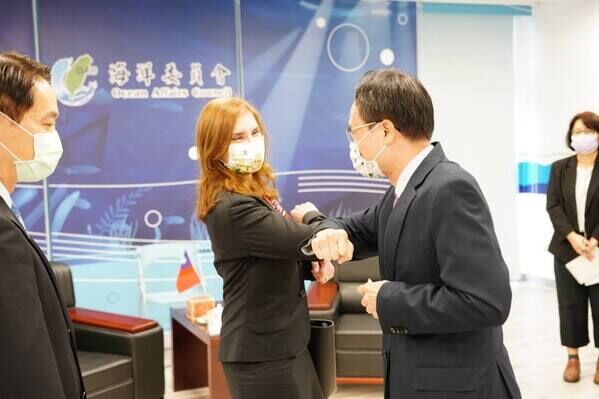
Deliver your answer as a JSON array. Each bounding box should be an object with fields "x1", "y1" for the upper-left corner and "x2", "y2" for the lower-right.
[
  {"x1": 2, "y1": 0, "x2": 417, "y2": 328},
  {"x1": 0, "y1": 1, "x2": 34, "y2": 55}
]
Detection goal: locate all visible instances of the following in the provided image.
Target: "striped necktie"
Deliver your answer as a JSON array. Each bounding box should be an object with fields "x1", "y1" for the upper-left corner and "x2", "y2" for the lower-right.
[{"x1": 10, "y1": 203, "x2": 26, "y2": 228}]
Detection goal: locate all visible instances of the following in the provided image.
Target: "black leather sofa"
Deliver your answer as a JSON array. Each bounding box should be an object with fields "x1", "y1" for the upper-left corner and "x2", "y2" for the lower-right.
[
  {"x1": 51, "y1": 262, "x2": 165, "y2": 399},
  {"x1": 308, "y1": 257, "x2": 383, "y2": 383}
]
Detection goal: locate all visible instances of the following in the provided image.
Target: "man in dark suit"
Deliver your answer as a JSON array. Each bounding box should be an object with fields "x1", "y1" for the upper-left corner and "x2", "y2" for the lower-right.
[
  {"x1": 0, "y1": 52, "x2": 85, "y2": 398},
  {"x1": 297, "y1": 68, "x2": 521, "y2": 398}
]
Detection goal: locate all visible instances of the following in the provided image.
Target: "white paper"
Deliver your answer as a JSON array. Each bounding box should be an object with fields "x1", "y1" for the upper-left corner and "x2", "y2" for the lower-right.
[
  {"x1": 565, "y1": 248, "x2": 599, "y2": 286},
  {"x1": 207, "y1": 304, "x2": 223, "y2": 336}
]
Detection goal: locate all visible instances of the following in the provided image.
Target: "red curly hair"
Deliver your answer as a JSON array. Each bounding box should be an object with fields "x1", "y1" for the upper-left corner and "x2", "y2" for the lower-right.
[{"x1": 195, "y1": 97, "x2": 278, "y2": 220}]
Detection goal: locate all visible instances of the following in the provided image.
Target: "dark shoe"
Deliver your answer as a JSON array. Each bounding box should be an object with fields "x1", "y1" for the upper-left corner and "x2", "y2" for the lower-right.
[
  {"x1": 563, "y1": 357, "x2": 580, "y2": 383},
  {"x1": 594, "y1": 362, "x2": 599, "y2": 385}
]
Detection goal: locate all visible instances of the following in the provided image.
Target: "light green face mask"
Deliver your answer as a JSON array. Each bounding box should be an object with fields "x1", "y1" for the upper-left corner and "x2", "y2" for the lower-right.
[{"x1": 0, "y1": 111, "x2": 63, "y2": 182}]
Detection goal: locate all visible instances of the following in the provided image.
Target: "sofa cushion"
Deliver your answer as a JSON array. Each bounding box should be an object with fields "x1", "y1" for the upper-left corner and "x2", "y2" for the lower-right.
[
  {"x1": 339, "y1": 282, "x2": 368, "y2": 314},
  {"x1": 335, "y1": 314, "x2": 382, "y2": 350},
  {"x1": 87, "y1": 380, "x2": 133, "y2": 399},
  {"x1": 336, "y1": 349, "x2": 384, "y2": 378},
  {"x1": 337, "y1": 257, "x2": 380, "y2": 282},
  {"x1": 78, "y1": 350, "x2": 133, "y2": 393}
]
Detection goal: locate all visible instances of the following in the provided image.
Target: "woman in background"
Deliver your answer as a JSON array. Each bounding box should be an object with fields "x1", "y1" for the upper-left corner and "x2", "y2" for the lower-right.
[
  {"x1": 547, "y1": 111, "x2": 599, "y2": 384},
  {"x1": 195, "y1": 97, "x2": 332, "y2": 399}
]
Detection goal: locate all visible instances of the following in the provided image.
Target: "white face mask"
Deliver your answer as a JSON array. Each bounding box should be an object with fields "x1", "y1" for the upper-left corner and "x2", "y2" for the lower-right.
[
  {"x1": 0, "y1": 111, "x2": 63, "y2": 182},
  {"x1": 224, "y1": 135, "x2": 265, "y2": 174},
  {"x1": 571, "y1": 132, "x2": 599, "y2": 155},
  {"x1": 349, "y1": 122, "x2": 386, "y2": 178}
]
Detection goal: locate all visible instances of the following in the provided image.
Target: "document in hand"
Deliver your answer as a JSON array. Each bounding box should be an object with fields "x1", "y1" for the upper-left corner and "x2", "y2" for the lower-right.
[{"x1": 566, "y1": 248, "x2": 599, "y2": 286}]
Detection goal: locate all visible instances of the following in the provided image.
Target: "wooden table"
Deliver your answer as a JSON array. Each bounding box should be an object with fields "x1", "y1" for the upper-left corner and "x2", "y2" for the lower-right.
[{"x1": 170, "y1": 307, "x2": 231, "y2": 399}]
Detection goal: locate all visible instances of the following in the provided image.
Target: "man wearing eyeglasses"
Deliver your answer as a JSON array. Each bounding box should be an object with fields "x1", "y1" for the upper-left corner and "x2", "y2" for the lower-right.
[{"x1": 293, "y1": 68, "x2": 521, "y2": 398}]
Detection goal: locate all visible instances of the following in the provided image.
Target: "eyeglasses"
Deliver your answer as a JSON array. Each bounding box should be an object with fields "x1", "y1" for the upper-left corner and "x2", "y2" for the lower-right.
[{"x1": 345, "y1": 121, "x2": 379, "y2": 143}]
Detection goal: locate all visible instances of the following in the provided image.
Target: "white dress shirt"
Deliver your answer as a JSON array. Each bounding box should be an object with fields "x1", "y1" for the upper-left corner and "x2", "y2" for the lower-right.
[
  {"x1": 0, "y1": 181, "x2": 12, "y2": 209},
  {"x1": 394, "y1": 144, "x2": 434, "y2": 200},
  {"x1": 575, "y1": 165, "x2": 594, "y2": 234}
]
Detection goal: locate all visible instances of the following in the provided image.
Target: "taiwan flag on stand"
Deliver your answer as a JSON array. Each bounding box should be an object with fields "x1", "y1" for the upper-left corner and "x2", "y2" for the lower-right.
[{"x1": 176, "y1": 251, "x2": 201, "y2": 293}]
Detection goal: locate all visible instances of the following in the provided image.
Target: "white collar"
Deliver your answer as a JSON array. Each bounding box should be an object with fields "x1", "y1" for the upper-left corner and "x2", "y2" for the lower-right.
[
  {"x1": 0, "y1": 182, "x2": 12, "y2": 209},
  {"x1": 394, "y1": 144, "x2": 434, "y2": 199}
]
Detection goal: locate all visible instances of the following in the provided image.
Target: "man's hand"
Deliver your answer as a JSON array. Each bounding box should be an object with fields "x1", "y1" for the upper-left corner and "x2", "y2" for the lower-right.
[
  {"x1": 290, "y1": 202, "x2": 319, "y2": 223},
  {"x1": 357, "y1": 279, "x2": 389, "y2": 319},
  {"x1": 311, "y1": 229, "x2": 354, "y2": 264},
  {"x1": 311, "y1": 260, "x2": 335, "y2": 284}
]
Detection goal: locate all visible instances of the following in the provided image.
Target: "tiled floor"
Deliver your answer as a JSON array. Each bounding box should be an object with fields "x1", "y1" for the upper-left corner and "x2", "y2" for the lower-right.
[{"x1": 164, "y1": 282, "x2": 599, "y2": 398}]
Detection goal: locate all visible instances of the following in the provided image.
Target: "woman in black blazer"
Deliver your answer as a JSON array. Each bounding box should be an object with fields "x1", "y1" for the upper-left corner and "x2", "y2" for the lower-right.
[
  {"x1": 546, "y1": 111, "x2": 599, "y2": 384},
  {"x1": 194, "y1": 97, "x2": 332, "y2": 399}
]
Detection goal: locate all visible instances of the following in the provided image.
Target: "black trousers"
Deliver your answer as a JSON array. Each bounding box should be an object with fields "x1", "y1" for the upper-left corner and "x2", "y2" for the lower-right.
[
  {"x1": 222, "y1": 349, "x2": 323, "y2": 399},
  {"x1": 554, "y1": 257, "x2": 599, "y2": 348}
]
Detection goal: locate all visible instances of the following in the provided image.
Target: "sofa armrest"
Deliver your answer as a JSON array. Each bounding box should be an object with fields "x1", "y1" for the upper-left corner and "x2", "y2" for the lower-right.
[
  {"x1": 307, "y1": 282, "x2": 338, "y2": 310},
  {"x1": 74, "y1": 323, "x2": 164, "y2": 399},
  {"x1": 69, "y1": 307, "x2": 158, "y2": 334},
  {"x1": 308, "y1": 282, "x2": 340, "y2": 322}
]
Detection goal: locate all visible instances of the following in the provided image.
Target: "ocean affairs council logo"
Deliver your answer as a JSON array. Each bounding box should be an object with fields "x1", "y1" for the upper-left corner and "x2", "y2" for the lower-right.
[{"x1": 51, "y1": 54, "x2": 98, "y2": 107}]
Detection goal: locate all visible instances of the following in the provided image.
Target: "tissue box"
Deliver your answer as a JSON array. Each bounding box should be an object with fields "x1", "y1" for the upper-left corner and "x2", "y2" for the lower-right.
[{"x1": 186, "y1": 295, "x2": 215, "y2": 320}]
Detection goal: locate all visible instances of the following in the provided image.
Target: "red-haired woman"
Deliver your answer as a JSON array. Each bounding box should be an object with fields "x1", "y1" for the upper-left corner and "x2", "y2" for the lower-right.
[{"x1": 195, "y1": 97, "x2": 331, "y2": 399}]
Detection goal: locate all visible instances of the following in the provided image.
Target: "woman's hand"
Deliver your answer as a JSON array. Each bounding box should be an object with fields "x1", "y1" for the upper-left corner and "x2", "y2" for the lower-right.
[
  {"x1": 583, "y1": 237, "x2": 598, "y2": 261},
  {"x1": 568, "y1": 232, "x2": 589, "y2": 257},
  {"x1": 290, "y1": 202, "x2": 319, "y2": 223},
  {"x1": 311, "y1": 260, "x2": 334, "y2": 284}
]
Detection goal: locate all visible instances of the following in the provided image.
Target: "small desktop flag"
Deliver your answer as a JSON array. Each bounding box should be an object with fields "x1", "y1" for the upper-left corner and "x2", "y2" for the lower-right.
[{"x1": 176, "y1": 251, "x2": 201, "y2": 293}]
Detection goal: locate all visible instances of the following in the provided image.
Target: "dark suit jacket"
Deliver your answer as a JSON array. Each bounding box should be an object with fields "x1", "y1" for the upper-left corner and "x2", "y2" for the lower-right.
[
  {"x1": 204, "y1": 192, "x2": 320, "y2": 363},
  {"x1": 0, "y1": 198, "x2": 85, "y2": 399},
  {"x1": 547, "y1": 155, "x2": 599, "y2": 263},
  {"x1": 314, "y1": 143, "x2": 521, "y2": 398}
]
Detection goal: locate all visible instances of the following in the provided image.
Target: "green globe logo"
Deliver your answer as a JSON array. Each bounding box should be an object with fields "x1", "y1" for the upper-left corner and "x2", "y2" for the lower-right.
[{"x1": 51, "y1": 54, "x2": 98, "y2": 107}]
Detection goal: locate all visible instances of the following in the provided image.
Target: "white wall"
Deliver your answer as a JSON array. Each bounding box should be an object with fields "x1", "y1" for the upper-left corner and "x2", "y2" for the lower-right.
[
  {"x1": 419, "y1": 11, "x2": 521, "y2": 278},
  {"x1": 514, "y1": 0, "x2": 599, "y2": 280}
]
